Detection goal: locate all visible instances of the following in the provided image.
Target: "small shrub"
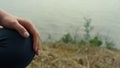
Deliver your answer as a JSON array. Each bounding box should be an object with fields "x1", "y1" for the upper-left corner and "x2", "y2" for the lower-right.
[
  {"x1": 105, "y1": 41, "x2": 114, "y2": 49},
  {"x1": 79, "y1": 40, "x2": 86, "y2": 45},
  {"x1": 83, "y1": 17, "x2": 93, "y2": 43},
  {"x1": 89, "y1": 36, "x2": 102, "y2": 47},
  {"x1": 60, "y1": 33, "x2": 73, "y2": 43}
]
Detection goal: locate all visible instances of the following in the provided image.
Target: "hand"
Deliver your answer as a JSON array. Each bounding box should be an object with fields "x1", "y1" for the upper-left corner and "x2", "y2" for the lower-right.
[{"x1": 0, "y1": 10, "x2": 40, "y2": 55}]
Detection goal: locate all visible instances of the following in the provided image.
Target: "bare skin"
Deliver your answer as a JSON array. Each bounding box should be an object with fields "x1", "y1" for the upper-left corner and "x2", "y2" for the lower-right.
[{"x1": 0, "y1": 9, "x2": 40, "y2": 55}]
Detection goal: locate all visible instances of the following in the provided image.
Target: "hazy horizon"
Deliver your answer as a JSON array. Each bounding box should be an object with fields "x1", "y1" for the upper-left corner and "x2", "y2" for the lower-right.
[{"x1": 0, "y1": 0, "x2": 120, "y2": 48}]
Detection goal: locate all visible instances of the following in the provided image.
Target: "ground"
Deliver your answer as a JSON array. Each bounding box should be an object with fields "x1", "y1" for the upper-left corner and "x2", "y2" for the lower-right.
[{"x1": 27, "y1": 43, "x2": 120, "y2": 68}]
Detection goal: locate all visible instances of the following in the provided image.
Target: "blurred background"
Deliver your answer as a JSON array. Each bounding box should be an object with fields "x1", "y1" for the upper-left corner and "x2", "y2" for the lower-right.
[
  {"x1": 1, "y1": 0, "x2": 120, "y2": 68},
  {"x1": 1, "y1": 0, "x2": 120, "y2": 48}
]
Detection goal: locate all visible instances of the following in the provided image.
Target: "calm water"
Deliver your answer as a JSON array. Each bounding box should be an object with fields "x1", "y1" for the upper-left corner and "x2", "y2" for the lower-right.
[{"x1": 0, "y1": 0, "x2": 120, "y2": 48}]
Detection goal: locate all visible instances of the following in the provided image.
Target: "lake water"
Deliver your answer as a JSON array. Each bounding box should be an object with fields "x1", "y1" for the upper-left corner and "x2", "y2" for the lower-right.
[{"x1": 0, "y1": 0, "x2": 120, "y2": 48}]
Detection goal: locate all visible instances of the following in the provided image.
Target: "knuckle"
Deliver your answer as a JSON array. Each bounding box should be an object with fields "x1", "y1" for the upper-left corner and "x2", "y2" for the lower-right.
[
  {"x1": 27, "y1": 20, "x2": 32, "y2": 23},
  {"x1": 27, "y1": 20, "x2": 33, "y2": 25}
]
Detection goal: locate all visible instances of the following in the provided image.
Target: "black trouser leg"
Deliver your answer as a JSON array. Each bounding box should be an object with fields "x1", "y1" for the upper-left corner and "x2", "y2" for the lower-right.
[{"x1": 0, "y1": 28, "x2": 35, "y2": 68}]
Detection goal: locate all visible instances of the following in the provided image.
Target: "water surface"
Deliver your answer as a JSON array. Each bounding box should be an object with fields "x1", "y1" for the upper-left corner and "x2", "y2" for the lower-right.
[{"x1": 0, "y1": 0, "x2": 120, "y2": 48}]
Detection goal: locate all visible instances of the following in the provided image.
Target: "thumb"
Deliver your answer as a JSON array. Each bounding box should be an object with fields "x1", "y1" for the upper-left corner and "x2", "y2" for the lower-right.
[{"x1": 14, "y1": 23, "x2": 30, "y2": 38}]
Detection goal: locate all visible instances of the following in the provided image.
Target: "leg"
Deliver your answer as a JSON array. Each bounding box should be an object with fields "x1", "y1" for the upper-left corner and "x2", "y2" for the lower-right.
[{"x1": 0, "y1": 28, "x2": 35, "y2": 68}]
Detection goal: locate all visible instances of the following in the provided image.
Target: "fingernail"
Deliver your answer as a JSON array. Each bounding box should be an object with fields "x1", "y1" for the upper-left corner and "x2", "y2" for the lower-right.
[
  {"x1": 38, "y1": 51, "x2": 40, "y2": 56},
  {"x1": 24, "y1": 32, "x2": 30, "y2": 38},
  {"x1": 36, "y1": 48, "x2": 40, "y2": 55}
]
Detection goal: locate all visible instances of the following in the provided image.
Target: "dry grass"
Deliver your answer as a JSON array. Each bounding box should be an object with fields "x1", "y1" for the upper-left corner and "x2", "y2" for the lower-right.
[{"x1": 27, "y1": 43, "x2": 120, "y2": 68}]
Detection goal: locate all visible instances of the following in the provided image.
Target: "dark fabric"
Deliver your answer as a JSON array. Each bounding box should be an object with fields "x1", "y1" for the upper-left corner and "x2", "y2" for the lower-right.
[{"x1": 0, "y1": 28, "x2": 35, "y2": 68}]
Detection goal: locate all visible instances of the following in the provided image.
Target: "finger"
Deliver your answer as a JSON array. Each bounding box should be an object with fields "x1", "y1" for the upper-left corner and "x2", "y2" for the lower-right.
[
  {"x1": 33, "y1": 35, "x2": 40, "y2": 55},
  {"x1": 14, "y1": 22, "x2": 30, "y2": 38},
  {"x1": 17, "y1": 18, "x2": 40, "y2": 55}
]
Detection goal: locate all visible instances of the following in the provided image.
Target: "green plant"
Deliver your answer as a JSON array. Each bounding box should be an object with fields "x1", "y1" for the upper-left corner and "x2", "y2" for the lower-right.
[
  {"x1": 83, "y1": 18, "x2": 93, "y2": 43},
  {"x1": 60, "y1": 33, "x2": 73, "y2": 43},
  {"x1": 79, "y1": 40, "x2": 86, "y2": 45},
  {"x1": 89, "y1": 36, "x2": 102, "y2": 47},
  {"x1": 105, "y1": 41, "x2": 114, "y2": 49}
]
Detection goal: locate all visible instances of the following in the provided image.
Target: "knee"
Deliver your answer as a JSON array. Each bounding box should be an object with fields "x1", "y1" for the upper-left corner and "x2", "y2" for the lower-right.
[{"x1": 0, "y1": 28, "x2": 35, "y2": 67}]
